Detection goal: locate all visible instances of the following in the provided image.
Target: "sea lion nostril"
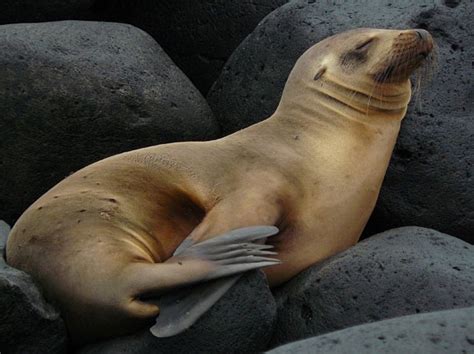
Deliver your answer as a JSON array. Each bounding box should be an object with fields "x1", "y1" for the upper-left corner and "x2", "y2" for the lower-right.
[{"x1": 415, "y1": 29, "x2": 429, "y2": 41}]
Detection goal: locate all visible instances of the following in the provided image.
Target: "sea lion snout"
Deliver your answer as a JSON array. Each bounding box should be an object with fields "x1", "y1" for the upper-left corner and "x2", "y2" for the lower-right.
[
  {"x1": 401, "y1": 28, "x2": 434, "y2": 57},
  {"x1": 372, "y1": 28, "x2": 435, "y2": 83},
  {"x1": 414, "y1": 29, "x2": 434, "y2": 58},
  {"x1": 414, "y1": 29, "x2": 432, "y2": 45}
]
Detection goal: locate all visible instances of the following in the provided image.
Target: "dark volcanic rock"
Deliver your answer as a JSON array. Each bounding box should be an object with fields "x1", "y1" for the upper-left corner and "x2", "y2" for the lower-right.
[
  {"x1": 364, "y1": 2, "x2": 474, "y2": 243},
  {"x1": 0, "y1": 21, "x2": 218, "y2": 226},
  {"x1": 271, "y1": 227, "x2": 474, "y2": 346},
  {"x1": 268, "y1": 306, "x2": 474, "y2": 354},
  {"x1": 80, "y1": 271, "x2": 276, "y2": 354},
  {"x1": 0, "y1": 220, "x2": 9, "y2": 257},
  {"x1": 90, "y1": 0, "x2": 290, "y2": 93},
  {"x1": 0, "y1": 0, "x2": 95, "y2": 24},
  {"x1": 207, "y1": 0, "x2": 434, "y2": 133},
  {"x1": 0, "y1": 223, "x2": 68, "y2": 353},
  {"x1": 207, "y1": 0, "x2": 474, "y2": 242}
]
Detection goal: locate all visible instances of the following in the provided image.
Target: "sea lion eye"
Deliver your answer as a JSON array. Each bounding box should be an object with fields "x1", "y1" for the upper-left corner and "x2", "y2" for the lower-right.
[
  {"x1": 355, "y1": 38, "x2": 374, "y2": 51},
  {"x1": 340, "y1": 38, "x2": 374, "y2": 68}
]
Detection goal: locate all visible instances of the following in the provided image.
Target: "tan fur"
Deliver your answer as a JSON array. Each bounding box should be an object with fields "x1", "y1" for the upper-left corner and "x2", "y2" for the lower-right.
[{"x1": 6, "y1": 28, "x2": 433, "y2": 343}]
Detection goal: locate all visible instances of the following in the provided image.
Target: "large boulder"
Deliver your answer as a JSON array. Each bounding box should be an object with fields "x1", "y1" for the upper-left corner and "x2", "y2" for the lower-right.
[
  {"x1": 207, "y1": 0, "x2": 436, "y2": 133},
  {"x1": 80, "y1": 271, "x2": 276, "y2": 354},
  {"x1": 0, "y1": 0, "x2": 95, "y2": 24},
  {"x1": 89, "y1": 0, "x2": 290, "y2": 93},
  {"x1": 0, "y1": 220, "x2": 9, "y2": 258},
  {"x1": 364, "y1": 2, "x2": 474, "y2": 243},
  {"x1": 268, "y1": 306, "x2": 474, "y2": 354},
  {"x1": 271, "y1": 227, "x2": 474, "y2": 346},
  {"x1": 207, "y1": 0, "x2": 474, "y2": 243},
  {"x1": 0, "y1": 221, "x2": 68, "y2": 354},
  {"x1": 0, "y1": 21, "x2": 218, "y2": 226}
]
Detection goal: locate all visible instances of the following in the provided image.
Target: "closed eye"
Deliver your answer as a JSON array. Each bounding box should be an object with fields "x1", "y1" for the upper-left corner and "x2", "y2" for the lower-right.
[{"x1": 355, "y1": 38, "x2": 374, "y2": 51}]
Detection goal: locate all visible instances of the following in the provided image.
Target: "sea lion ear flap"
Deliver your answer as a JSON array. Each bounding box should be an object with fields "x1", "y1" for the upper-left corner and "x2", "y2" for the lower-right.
[{"x1": 313, "y1": 66, "x2": 327, "y2": 81}]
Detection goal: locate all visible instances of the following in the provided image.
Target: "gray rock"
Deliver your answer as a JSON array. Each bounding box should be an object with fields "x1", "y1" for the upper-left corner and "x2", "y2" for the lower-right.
[
  {"x1": 207, "y1": 0, "x2": 434, "y2": 133},
  {"x1": 364, "y1": 2, "x2": 474, "y2": 243},
  {"x1": 0, "y1": 220, "x2": 10, "y2": 260},
  {"x1": 207, "y1": 0, "x2": 474, "y2": 243},
  {"x1": 0, "y1": 0, "x2": 95, "y2": 24},
  {"x1": 268, "y1": 306, "x2": 474, "y2": 354},
  {"x1": 0, "y1": 21, "x2": 218, "y2": 226},
  {"x1": 271, "y1": 227, "x2": 474, "y2": 346},
  {"x1": 80, "y1": 271, "x2": 276, "y2": 354},
  {"x1": 89, "y1": 0, "x2": 290, "y2": 94},
  {"x1": 0, "y1": 242, "x2": 68, "y2": 353}
]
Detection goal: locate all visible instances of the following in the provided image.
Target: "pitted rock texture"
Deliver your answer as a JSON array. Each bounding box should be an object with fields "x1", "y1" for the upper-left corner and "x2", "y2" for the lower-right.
[
  {"x1": 364, "y1": 2, "x2": 474, "y2": 243},
  {"x1": 0, "y1": 0, "x2": 95, "y2": 24},
  {"x1": 80, "y1": 271, "x2": 276, "y2": 354},
  {"x1": 207, "y1": 0, "x2": 435, "y2": 133},
  {"x1": 0, "y1": 220, "x2": 9, "y2": 258},
  {"x1": 207, "y1": 0, "x2": 474, "y2": 243},
  {"x1": 0, "y1": 21, "x2": 218, "y2": 226},
  {"x1": 268, "y1": 306, "x2": 474, "y2": 354},
  {"x1": 1, "y1": 224, "x2": 68, "y2": 354},
  {"x1": 271, "y1": 227, "x2": 474, "y2": 347},
  {"x1": 89, "y1": 0, "x2": 290, "y2": 94}
]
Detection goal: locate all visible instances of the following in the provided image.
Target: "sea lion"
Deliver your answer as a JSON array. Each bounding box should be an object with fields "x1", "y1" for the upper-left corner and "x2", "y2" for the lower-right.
[{"x1": 6, "y1": 28, "x2": 434, "y2": 344}]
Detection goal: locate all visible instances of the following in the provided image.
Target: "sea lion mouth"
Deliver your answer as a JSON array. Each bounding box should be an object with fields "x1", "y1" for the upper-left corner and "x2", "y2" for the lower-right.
[{"x1": 373, "y1": 29, "x2": 435, "y2": 83}]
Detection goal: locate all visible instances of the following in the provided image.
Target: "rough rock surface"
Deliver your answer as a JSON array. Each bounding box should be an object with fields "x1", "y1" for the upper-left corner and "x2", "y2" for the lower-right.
[
  {"x1": 207, "y1": 0, "x2": 474, "y2": 242},
  {"x1": 0, "y1": 220, "x2": 9, "y2": 258},
  {"x1": 271, "y1": 227, "x2": 474, "y2": 346},
  {"x1": 89, "y1": 0, "x2": 290, "y2": 93},
  {"x1": 364, "y1": 2, "x2": 474, "y2": 243},
  {"x1": 0, "y1": 20, "x2": 218, "y2": 226},
  {"x1": 0, "y1": 221, "x2": 68, "y2": 354},
  {"x1": 208, "y1": 0, "x2": 435, "y2": 133},
  {"x1": 80, "y1": 271, "x2": 276, "y2": 354},
  {"x1": 0, "y1": 0, "x2": 95, "y2": 24},
  {"x1": 268, "y1": 306, "x2": 474, "y2": 354}
]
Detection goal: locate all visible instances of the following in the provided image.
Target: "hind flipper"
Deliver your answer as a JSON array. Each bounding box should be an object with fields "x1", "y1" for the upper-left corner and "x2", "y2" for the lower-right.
[
  {"x1": 149, "y1": 275, "x2": 240, "y2": 337},
  {"x1": 125, "y1": 226, "x2": 280, "y2": 293},
  {"x1": 171, "y1": 225, "x2": 280, "y2": 281},
  {"x1": 138, "y1": 226, "x2": 279, "y2": 337}
]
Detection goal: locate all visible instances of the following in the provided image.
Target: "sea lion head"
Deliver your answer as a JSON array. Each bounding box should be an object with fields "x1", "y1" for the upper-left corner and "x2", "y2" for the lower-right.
[{"x1": 278, "y1": 28, "x2": 435, "y2": 121}]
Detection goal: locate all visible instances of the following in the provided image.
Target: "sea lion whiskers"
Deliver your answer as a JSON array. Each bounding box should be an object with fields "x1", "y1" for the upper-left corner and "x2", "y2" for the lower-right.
[
  {"x1": 412, "y1": 44, "x2": 438, "y2": 107},
  {"x1": 365, "y1": 29, "x2": 435, "y2": 114},
  {"x1": 365, "y1": 69, "x2": 399, "y2": 116}
]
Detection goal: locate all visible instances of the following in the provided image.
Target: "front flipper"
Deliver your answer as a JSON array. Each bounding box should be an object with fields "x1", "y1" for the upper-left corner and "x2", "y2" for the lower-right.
[{"x1": 149, "y1": 225, "x2": 280, "y2": 337}]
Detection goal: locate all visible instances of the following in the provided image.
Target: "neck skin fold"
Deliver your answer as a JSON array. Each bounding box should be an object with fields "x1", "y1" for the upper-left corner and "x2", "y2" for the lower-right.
[
  {"x1": 250, "y1": 73, "x2": 413, "y2": 173},
  {"x1": 271, "y1": 72, "x2": 411, "y2": 134}
]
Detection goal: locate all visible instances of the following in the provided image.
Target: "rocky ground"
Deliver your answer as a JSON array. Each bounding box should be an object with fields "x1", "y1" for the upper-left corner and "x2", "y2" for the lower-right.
[
  {"x1": 0, "y1": 0, "x2": 472, "y2": 353},
  {"x1": 268, "y1": 306, "x2": 474, "y2": 354}
]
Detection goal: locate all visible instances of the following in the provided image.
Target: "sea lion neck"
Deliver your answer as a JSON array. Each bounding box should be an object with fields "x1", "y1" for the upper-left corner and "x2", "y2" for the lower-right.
[{"x1": 272, "y1": 70, "x2": 411, "y2": 133}]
